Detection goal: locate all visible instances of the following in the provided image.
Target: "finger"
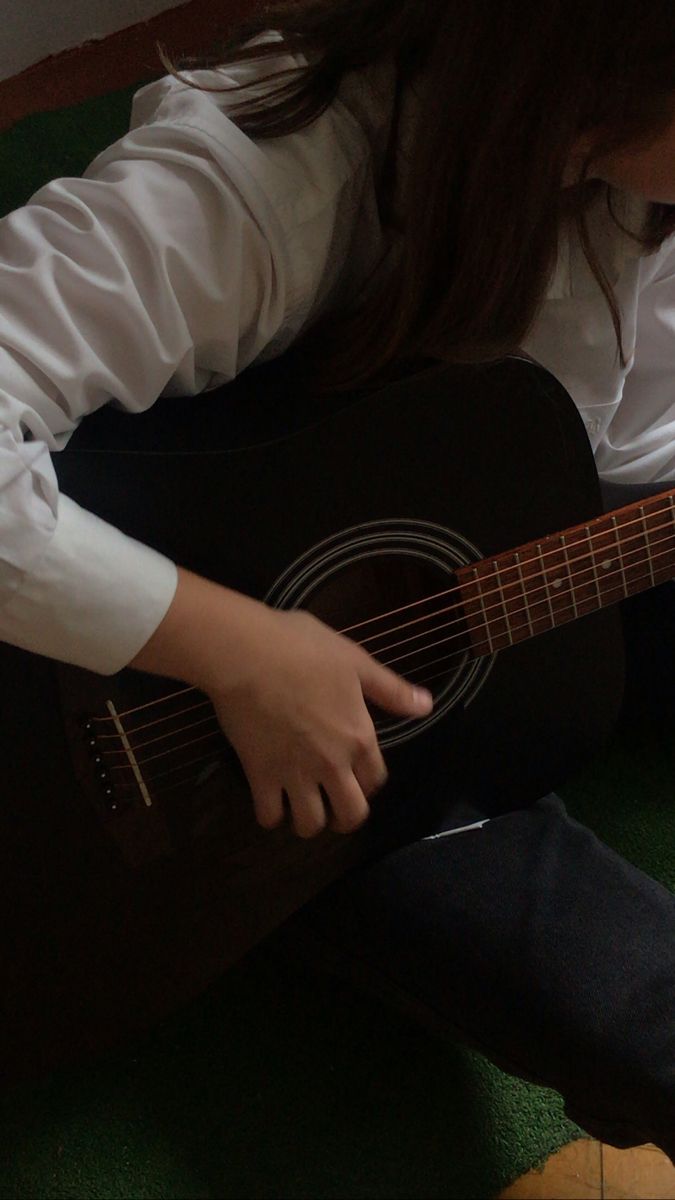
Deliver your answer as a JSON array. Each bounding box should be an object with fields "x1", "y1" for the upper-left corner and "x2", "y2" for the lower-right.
[
  {"x1": 352, "y1": 740, "x2": 389, "y2": 799},
  {"x1": 323, "y1": 769, "x2": 371, "y2": 834},
  {"x1": 285, "y1": 783, "x2": 328, "y2": 839},
  {"x1": 357, "y1": 655, "x2": 434, "y2": 719},
  {"x1": 250, "y1": 779, "x2": 285, "y2": 831}
]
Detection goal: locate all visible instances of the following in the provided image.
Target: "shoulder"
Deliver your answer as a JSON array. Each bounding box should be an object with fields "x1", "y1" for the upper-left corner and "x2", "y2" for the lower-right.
[
  {"x1": 82, "y1": 31, "x2": 397, "y2": 346},
  {"x1": 123, "y1": 31, "x2": 396, "y2": 234}
]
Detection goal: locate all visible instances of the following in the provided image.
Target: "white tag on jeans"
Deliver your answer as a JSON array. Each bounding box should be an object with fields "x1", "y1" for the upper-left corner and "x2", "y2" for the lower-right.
[{"x1": 422, "y1": 818, "x2": 490, "y2": 841}]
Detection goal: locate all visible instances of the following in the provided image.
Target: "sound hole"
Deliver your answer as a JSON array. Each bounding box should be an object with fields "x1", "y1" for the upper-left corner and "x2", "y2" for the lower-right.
[{"x1": 301, "y1": 552, "x2": 470, "y2": 734}]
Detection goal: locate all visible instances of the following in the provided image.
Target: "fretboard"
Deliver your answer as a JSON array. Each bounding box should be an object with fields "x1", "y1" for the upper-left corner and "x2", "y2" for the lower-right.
[{"x1": 458, "y1": 488, "x2": 675, "y2": 657}]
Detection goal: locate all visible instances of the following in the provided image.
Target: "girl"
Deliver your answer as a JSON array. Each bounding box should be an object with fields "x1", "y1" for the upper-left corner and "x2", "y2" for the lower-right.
[{"x1": 1, "y1": 0, "x2": 675, "y2": 1159}]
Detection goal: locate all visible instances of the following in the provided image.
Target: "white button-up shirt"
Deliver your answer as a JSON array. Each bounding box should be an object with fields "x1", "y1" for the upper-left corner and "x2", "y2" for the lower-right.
[{"x1": 1, "y1": 32, "x2": 674, "y2": 673}]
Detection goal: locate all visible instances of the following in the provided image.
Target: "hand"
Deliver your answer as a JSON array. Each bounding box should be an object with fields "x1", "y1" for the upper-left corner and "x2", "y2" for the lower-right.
[
  {"x1": 210, "y1": 607, "x2": 433, "y2": 839},
  {"x1": 130, "y1": 569, "x2": 433, "y2": 838}
]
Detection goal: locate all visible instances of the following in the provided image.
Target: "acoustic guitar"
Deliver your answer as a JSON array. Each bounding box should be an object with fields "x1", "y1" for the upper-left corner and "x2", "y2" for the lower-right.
[{"x1": 2, "y1": 353, "x2": 665, "y2": 1085}]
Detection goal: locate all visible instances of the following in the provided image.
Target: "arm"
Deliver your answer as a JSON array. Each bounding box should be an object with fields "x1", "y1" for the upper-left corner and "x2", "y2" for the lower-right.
[
  {"x1": 0, "y1": 75, "x2": 430, "y2": 836},
  {"x1": 0, "y1": 95, "x2": 289, "y2": 671}
]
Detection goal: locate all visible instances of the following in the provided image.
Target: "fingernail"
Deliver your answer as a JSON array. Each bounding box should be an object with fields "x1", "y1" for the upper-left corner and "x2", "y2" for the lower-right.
[{"x1": 413, "y1": 687, "x2": 433, "y2": 712}]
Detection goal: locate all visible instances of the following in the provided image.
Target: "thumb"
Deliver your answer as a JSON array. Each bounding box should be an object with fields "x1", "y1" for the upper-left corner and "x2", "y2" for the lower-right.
[{"x1": 358, "y1": 655, "x2": 434, "y2": 718}]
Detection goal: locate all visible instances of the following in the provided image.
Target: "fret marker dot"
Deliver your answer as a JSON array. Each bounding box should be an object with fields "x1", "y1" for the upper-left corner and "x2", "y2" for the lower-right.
[
  {"x1": 601, "y1": 559, "x2": 613, "y2": 570},
  {"x1": 552, "y1": 579, "x2": 563, "y2": 589}
]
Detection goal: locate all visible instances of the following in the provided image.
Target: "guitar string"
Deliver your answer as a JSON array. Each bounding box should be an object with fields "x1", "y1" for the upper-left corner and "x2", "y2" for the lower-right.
[
  {"x1": 87, "y1": 498, "x2": 675, "y2": 729},
  {"x1": 106, "y1": 493, "x2": 675, "y2": 796},
  {"x1": 335, "y1": 515, "x2": 675, "y2": 663},
  {"x1": 339, "y1": 499, "x2": 675, "y2": 638},
  {"x1": 96, "y1": 522, "x2": 675, "y2": 762},
  {"x1": 91, "y1": 492, "x2": 672, "y2": 724},
  {"x1": 113, "y1": 568, "x2": 638, "y2": 799},
  {"x1": 108, "y1": 727, "x2": 223, "y2": 768},
  {"x1": 116, "y1": 505, "x2": 670, "y2": 736},
  {"x1": 108, "y1": 529, "x2": 672, "y2": 798},
  {"x1": 93, "y1": 682, "x2": 196, "y2": 722},
  {"x1": 101, "y1": 712, "x2": 216, "y2": 753},
  {"x1": 142, "y1": 748, "x2": 228, "y2": 785},
  {"x1": 110, "y1": 747, "x2": 231, "y2": 797},
  {"x1": 346, "y1": 508, "x2": 675, "y2": 650},
  {"x1": 143, "y1": 594, "x2": 593, "y2": 796},
  {"x1": 114, "y1": 541, "x2": 664, "y2": 801},
  {"x1": 102, "y1": 542, "x2": 675, "y2": 781},
  {"x1": 108, "y1": 545, "x2": 671, "y2": 801},
  {"x1": 94, "y1": 697, "x2": 211, "y2": 740},
  {"x1": 149, "y1": 752, "x2": 229, "y2": 793},
  {"x1": 382, "y1": 535, "x2": 675, "y2": 669},
  {"x1": 96, "y1": 537, "x2": 675, "y2": 785}
]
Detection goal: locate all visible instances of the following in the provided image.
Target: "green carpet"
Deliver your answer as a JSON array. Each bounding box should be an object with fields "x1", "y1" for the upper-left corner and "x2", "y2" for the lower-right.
[
  {"x1": 0, "y1": 87, "x2": 141, "y2": 216},
  {"x1": 1, "y1": 89, "x2": 673, "y2": 1199}
]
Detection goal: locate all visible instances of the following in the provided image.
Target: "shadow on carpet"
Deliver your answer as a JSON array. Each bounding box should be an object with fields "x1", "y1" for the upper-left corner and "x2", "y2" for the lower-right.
[{"x1": 0, "y1": 933, "x2": 582, "y2": 1200}]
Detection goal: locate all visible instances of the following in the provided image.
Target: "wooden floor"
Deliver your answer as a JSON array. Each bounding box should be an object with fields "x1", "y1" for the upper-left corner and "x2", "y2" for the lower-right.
[{"x1": 499, "y1": 1139, "x2": 675, "y2": 1198}]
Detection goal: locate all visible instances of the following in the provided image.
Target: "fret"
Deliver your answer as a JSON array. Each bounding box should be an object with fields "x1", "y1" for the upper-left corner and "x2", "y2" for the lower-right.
[
  {"x1": 534, "y1": 543, "x2": 554, "y2": 628},
  {"x1": 473, "y1": 565, "x2": 494, "y2": 653},
  {"x1": 587, "y1": 517, "x2": 624, "y2": 605},
  {"x1": 662, "y1": 492, "x2": 672, "y2": 556},
  {"x1": 608, "y1": 500, "x2": 675, "y2": 595},
  {"x1": 664, "y1": 495, "x2": 675, "y2": 580},
  {"x1": 639, "y1": 493, "x2": 675, "y2": 587},
  {"x1": 610, "y1": 515, "x2": 629, "y2": 597},
  {"x1": 491, "y1": 553, "x2": 537, "y2": 643},
  {"x1": 588, "y1": 523, "x2": 610, "y2": 600},
  {"x1": 639, "y1": 505, "x2": 656, "y2": 588},
  {"x1": 514, "y1": 551, "x2": 534, "y2": 636},
  {"x1": 496, "y1": 547, "x2": 546, "y2": 639},
  {"x1": 658, "y1": 494, "x2": 675, "y2": 583},
  {"x1": 557, "y1": 524, "x2": 604, "y2": 616},
  {"x1": 654, "y1": 495, "x2": 675, "y2": 583},
  {"x1": 476, "y1": 559, "x2": 520, "y2": 651},
  {"x1": 493, "y1": 562, "x2": 514, "y2": 646},
  {"x1": 586, "y1": 525, "x2": 602, "y2": 607},
  {"x1": 460, "y1": 558, "x2": 524, "y2": 655},
  {"x1": 605, "y1": 508, "x2": 662, "y2": 598},
  {"x1": 456, "y1": 486, "x2": 675, "y2": 660},
  {"x1": 559, "y1": 533, "x2": 578, "y2": 618}
]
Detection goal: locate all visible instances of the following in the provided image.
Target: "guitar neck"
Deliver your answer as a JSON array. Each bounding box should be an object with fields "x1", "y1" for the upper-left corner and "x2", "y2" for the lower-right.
[{"x1": 459, "y1": 487, "x2": 675, "y2": 655}]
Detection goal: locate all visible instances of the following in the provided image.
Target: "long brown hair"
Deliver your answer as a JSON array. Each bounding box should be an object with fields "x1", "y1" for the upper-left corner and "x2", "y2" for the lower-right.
[{"x1": 160, "y1": 0, "x2": 675, "y2": 396}]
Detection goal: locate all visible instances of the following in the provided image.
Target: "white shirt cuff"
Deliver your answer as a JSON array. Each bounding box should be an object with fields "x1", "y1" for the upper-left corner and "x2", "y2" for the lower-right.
[{"x1": 0, "y1": 493, "x2": 178, "y2": 674}]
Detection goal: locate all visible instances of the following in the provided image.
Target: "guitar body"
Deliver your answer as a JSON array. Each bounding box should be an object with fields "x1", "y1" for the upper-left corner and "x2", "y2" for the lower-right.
[{"x1": 0, "y1": 356, "x2": 624, "y2": 1085}]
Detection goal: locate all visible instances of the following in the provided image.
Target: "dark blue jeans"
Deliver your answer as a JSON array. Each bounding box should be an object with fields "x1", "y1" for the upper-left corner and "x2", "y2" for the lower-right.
[{"x1": 285, "y1": 479, "x2": 675, "y2": 1160}]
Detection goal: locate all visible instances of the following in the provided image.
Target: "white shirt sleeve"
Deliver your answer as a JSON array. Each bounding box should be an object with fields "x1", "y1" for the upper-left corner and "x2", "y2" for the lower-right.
[{"x1": 0, "y1": 74, "x2": 302, "y2": 674}]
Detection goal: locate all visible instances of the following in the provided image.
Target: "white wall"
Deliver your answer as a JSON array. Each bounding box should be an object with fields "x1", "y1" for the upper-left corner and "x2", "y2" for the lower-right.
[{"x1": 0, "y1": 0, "x2": 187, "y2": 81}]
